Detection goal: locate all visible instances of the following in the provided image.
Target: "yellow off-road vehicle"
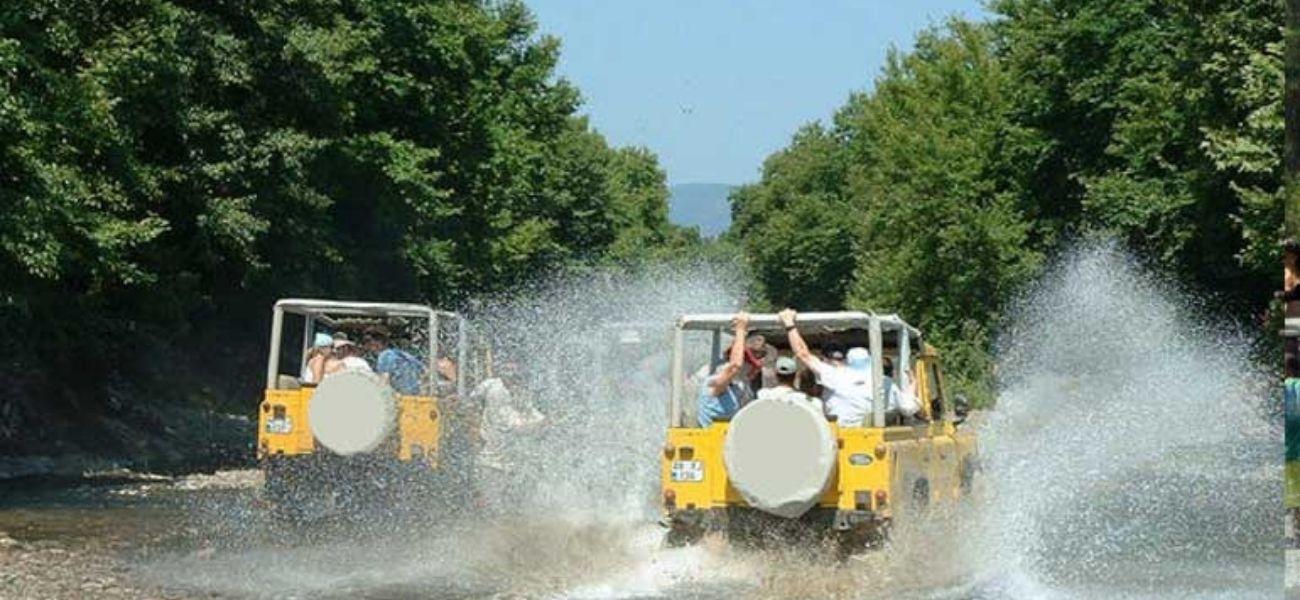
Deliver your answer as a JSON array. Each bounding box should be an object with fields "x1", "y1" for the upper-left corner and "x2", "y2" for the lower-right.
[
  {"x1": 258, "y1": 298, "x2": 470, "y2": 517},
  {"x1": 660, "y1": 311, "x2": 977, "y2": 552}
]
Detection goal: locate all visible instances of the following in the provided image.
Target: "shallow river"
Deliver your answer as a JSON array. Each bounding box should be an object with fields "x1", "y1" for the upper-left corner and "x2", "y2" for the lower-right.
[{"x1": 0, "y1": 437, "x2": 1280, "y2": 600}]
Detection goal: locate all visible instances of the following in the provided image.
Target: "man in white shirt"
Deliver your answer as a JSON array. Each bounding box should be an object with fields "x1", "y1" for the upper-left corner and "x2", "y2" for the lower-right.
[
  {"x1": 469, "y1": 364, "x2": 545, "y2": 510},
  {"x1": 881, "y1": 356, "x2": 921, "y2": 420},
  {"x1": 472, "y1": 366, "x2": 545, "y2": 472},
  {"x1": 779, "y1": 309, "x2": 876, "y2": 426},
  {"x1": 756, "y1": 356, "x2": 800, "y2": 401}
]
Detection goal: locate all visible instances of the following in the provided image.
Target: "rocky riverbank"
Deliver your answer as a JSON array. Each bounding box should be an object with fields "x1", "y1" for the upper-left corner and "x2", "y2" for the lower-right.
[
  {"x1": 0, "y1": 469, "x2": 262, "y2": 599},
  {"x1": 0, "y1": 530, "x2": 175, "y2": 599}
]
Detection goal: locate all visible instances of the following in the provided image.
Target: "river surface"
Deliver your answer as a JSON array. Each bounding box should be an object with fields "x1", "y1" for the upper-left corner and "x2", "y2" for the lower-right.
[{"x1": 0, "y1": 440, "x2": 1280, "y2": 600}]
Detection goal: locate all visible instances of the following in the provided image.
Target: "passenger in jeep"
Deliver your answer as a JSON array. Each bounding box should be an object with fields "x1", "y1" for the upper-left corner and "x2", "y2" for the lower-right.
[
  {"x1": 323, "y1": 339, "x2": 373, "y2": 377},
  {"x1": 301, "y1": 332, "x2": 333, "y2": 384},
  {"x1": 697, "y1": 312, "x2": 751, "y2": 427},
  {"x1": 746, "y1": 333, "x2": 778, "y2": 390},
  {"x1": 364, "y1": 329, "x2": 425, "y2": 395},
  {"x1": 781, "y1": 309, "x2": 875, "y2": 426},
  {"x1": 756, "y1": 356, "x2": 800, "y2": 401}
]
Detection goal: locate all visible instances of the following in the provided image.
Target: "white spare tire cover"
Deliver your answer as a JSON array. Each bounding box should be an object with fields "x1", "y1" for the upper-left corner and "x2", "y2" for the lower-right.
[
  {"x1": 309, "y1": 371, "x2": 397, "y2": 455},
  {"x1": 723, "y1": 396, "x2": 836, "y2": 519}
]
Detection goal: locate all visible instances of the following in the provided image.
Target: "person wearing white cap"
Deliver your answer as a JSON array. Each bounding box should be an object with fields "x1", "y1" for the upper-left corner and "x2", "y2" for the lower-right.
[
  {"x1": 756, "y1": 356, "x2": 801, "y2": 401},
  {"x1": 301, "y1": 332, "x2": 334, "y2": 384},
  {"x1": 778, "y1": 308, "x2": 875, "y2": 426}
]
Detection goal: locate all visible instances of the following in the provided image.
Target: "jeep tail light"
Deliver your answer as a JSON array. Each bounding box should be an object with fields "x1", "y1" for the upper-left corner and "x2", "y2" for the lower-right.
[
  {"x1": 663, "y1": 488, "x2": 677, "y2": 510},
  {"x1": 875, "y1": 489, "x2": 888, "y2": 507}
]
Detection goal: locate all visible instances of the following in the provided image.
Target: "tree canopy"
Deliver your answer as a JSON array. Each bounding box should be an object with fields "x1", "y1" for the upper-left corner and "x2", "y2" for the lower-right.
[
  {"x1": 733, "y1": 1, "x2": 1285, "y2": 404},
  {"x1": 0, "y1": 0, "x2": 692, "y2": 452}
]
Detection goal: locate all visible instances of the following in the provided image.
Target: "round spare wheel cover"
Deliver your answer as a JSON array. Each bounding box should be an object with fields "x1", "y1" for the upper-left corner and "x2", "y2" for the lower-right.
[
  {"x1": 723, "y1": 395, "x2": 836, "y2": 519},
  {"x1": 308, "y1": 371, "x2": 397, "y2": 455}
]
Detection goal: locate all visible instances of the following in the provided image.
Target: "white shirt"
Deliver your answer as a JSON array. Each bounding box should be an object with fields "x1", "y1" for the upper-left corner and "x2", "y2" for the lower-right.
[
  {"x1": 756, "y1": 384, "x2": 802, "y2": 402},
  {"x1": 884, "y1": 375, "x2": 920, "y2": 417},
  {"x1": 808, "y1": 360, "x2": 874, "y2": 426},
  {"x1": 757, "y1": 384, "x2": 823, "y2": 415},
  {"x1": 474, "y1": 378, "x2": 544, "y2": 470},
  {"x1": 322, "y1": 356, "x2": 374, "y2": 379}
]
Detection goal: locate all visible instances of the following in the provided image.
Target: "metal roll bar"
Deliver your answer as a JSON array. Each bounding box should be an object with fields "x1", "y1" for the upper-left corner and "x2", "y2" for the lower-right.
[{"x1": 669, "y1": 311, "x2": 924, "y2": 428}]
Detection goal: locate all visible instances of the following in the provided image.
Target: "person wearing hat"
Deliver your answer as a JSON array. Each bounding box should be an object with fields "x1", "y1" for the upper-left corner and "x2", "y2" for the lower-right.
[
  {"x1": 322, "y1": 337, "x2": 374, "y2": 378},
  {"x1": 301, "y1": 332, "x2": 334, "y2": 384},
  {"x1": 779, "y1": 308, "x2": 876, "y2": 426},
  {"x1": 755, "y1": 355, "x2": 807, "y2": 404},
  {"x1": 697, "y1": 312, "x2": 751, "y2": 428},
  {"x1": 745, "y1": 333, "x2": 779, "y2": 390}
]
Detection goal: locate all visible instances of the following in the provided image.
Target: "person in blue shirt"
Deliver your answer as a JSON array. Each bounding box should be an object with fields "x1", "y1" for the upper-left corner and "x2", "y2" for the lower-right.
[
  {"x1": 364, "y1": 329, "x2": 425, "y2": 395},
  {"x1": 698, "y1": 312, "x2": 750, "y2": 427}
]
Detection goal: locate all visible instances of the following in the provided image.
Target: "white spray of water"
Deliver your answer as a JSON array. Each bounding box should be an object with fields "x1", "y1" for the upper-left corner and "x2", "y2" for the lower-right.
[
  {"x1": 144, "y1": 260, "x2": 751, "y2": 598},
  {"x1": 469, "y1": 260, "x2": 744, "y2": 521},
  {"x1": 967, "y1": 241, "x2": 1278, "y2": 599},
  {"x1": 148, "y1": 244, "x2": 1278, "y2": 599}
]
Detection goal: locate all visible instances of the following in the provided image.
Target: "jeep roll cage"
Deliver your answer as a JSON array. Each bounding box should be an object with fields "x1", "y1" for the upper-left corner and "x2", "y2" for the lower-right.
[
  {"x1": 265, "y1": 298, "x2": 468, "y2": 399},
  {"x1": 671, "y1": 311, "x2": 924, "y2": 428}
]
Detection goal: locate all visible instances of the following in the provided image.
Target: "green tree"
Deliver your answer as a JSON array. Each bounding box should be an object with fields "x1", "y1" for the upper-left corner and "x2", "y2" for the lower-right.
[
  {"x1": 995, "y1": 0, "x2": 1284, "y2": 307},
  {"x1": 0, "y1": 0, "x2": 685, "y2": 455},
  {"x1": 841, "y1": 21, "x2": 1040, "y2": 404},
  {"x1": 736, "y1": 3, "x2": 1285, "y2": 404},
  {"x1": 730, "y1": 123, "x2": 857, "y2": 309}
]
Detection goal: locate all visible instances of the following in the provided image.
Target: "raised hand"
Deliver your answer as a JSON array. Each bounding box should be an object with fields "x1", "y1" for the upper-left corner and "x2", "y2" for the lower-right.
[{"x1": 777, "y1": 308, "x2": 797, "y2": 328}]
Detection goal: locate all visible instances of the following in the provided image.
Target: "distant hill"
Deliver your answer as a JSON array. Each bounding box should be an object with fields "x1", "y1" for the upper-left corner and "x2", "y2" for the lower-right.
[{"x1": 669, "y1": 183, "x2": 735, "y2": 237}]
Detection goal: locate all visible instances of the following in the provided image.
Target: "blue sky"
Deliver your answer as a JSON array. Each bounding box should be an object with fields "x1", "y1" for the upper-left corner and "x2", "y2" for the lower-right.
[{"x1": 527, "y1": 1, "x2": 990, "y2": 186}]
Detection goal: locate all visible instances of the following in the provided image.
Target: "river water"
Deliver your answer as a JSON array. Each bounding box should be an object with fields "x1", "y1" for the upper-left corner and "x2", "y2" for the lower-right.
[{"x1": 0, "y1": 244, "x2": 1281, "y2": 598}]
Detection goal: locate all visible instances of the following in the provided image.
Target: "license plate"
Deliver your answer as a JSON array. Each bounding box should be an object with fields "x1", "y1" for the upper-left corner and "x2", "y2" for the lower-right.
[
  {"x1": 265, "y1": 417, "x2": 292, "y2": 434},
  {"x1": 671, "y1": 460, "x2": 703, "y2": 482}
]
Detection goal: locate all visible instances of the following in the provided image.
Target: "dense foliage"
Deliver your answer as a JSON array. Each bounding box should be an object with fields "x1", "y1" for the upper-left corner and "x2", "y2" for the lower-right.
[
  {"x1": 733, "y1": 1, "x2": 1287, "y2": 405},
  {"x1": 0, "y1": 0, "x2": 691, "y2": 455},
  {"x1": 0, "y1": 0, "x2": 1290, "y2": 457}
]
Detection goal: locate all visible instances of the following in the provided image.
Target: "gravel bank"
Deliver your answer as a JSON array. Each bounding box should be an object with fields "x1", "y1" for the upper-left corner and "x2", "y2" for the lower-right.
[{"x1": 0, "y1": 469, "x2": 262, "y2": 599}]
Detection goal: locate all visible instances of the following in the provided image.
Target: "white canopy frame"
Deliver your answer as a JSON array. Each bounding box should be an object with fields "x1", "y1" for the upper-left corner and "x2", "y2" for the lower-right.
[
  {"x1": 671, "y1": 311, "x2": 923, "y2": 428},
  {"x1": 266, "y1": 298, "x2": 467, "y2": 399}
]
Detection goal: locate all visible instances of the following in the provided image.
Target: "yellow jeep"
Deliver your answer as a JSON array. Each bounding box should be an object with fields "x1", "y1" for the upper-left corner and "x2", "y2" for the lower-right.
[
  {"x1": 257, "y1": 298, "x2": 469, "y2": 516},
  {"x1": 660, "y1": 311, "x2": 978, "y2": 552}
]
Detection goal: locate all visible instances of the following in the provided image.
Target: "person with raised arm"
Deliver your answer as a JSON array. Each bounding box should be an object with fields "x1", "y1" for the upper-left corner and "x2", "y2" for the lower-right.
[
  {"x1": 697, "y1": 312, "x2": 751, "y2": 427},
  {"x1": 779, "y1": 308, "x2": 876, "y2": 426}
]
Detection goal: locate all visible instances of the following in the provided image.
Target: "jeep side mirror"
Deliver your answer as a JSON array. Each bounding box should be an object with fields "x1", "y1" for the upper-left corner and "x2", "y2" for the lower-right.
[{"x1": 953, "y1": 394, "x2": 970, "y2": 425}]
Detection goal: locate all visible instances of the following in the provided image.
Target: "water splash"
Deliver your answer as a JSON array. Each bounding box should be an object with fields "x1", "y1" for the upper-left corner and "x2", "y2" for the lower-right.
[
  {"x1": 468, "y1": 260, "x2": 744, "y2": 520},
  {"x1": 968, "y1": 240, "x2": 1279, "y2": 598},
  {"x1": 140, "y1": 243, "x2": 1278, "y2": 599},
  {"x1": 142, "y1": 260, "x2": 753, "y2": 598}
]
